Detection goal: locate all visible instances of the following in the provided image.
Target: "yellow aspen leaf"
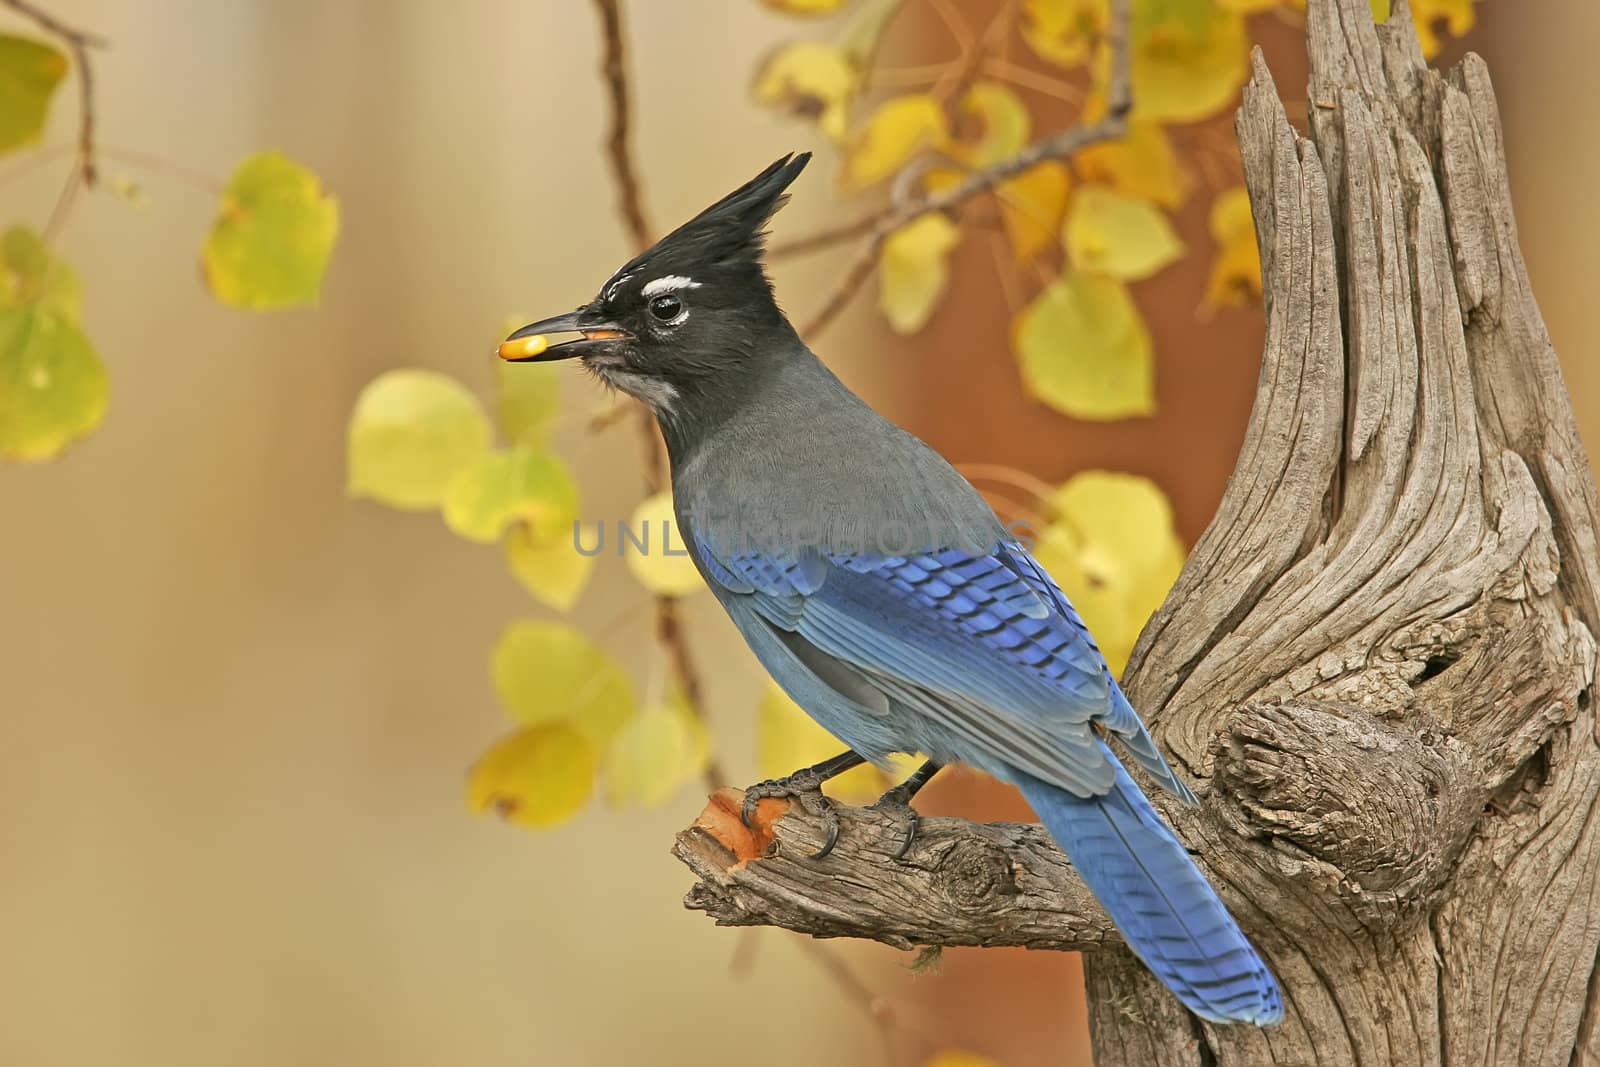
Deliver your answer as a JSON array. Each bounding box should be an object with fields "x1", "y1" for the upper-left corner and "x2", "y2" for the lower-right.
[
  {"x1": 0, "y1": 226, "x2": 105, "y2": 461},
  {"x1": 1409, "y1": 0, "x2": 1474, "y2": 58},
  {"x1": 0, "y1": 35, "x2": 67, "y2": 155},
  {"x1": 491, "y1": 620, "x2": 636, "y2": 748},
  {"x1": 467, "y1": 723, "x2": 596, "y2": 828},
  {"x1": 759, "y1": 686, "x2": 889, "y2": 803},
  {"x1": 924, "y1": 1054, "x2": 1004, "y2": 1067},
  {"x1": 346, "y1": 369, "x2": 492, "y2": 509},
  {"x1": 997, "y1": 162, "x2": 1072, "y2": 265},
  {"x1": 1204, "y1": 186, "x2": 1261, "y2": 308},
  {"x1": 752, "y1": 41, "x2": 858, "y2": 142},
  {"x1": 846, "y1": 94, "x2": 948, "y2": 188},
  {"x1": 1117, "y1": 1, "x2": 1249, "y2": 124},
  {"x1": 1031, "y1": 471, "x2": 1185, "y2": 675},
  {"x1": 1216, "y1": 0, "x2": 1281, "y2": 11},
  {"x1": 1075, "y1": 121, "x2": 1190, "y2": 209},
  {"x1": 1013, "y1": 272, "x2": 1153, "y2": 421},
  {"x1": 203, "y1": 152, "x2": 339, "y2": 309},
  {"x1": 921, "y1": 167, "x2": 966, "y2": 195},
  {"x1": 878, "y1": 213, "x2": 961, "y2": 335},
  {"x1": 1020, "y1": 0, "x2": 1108, "y2": 69},
  {"x1": 760, "y1": 0, "x2": 850, "y2": 12},
  {"x1": 951, "y1": 82, "x2": 1030, "y2": 168},
  {"x1": 604, "y1": 705, "x2": 696, "y2": 808},
  {"x1": 1065, "y1": 184, "x2": 1184, "y2": 281},
  {"x1": 505, "y1": 520, "x2": 595, "y2": 612},
  {"x1": 624, "y1": 490, "x2": 704, "y2": 597},
  {"x1": 442, "y1": 445, "x2": 578, "y2": 545}
]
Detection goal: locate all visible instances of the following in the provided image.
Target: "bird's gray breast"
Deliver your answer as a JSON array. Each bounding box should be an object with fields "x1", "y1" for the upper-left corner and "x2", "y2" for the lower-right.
[{"x1": 672, "y1": 383, "x2": 1006, "y2": 559}]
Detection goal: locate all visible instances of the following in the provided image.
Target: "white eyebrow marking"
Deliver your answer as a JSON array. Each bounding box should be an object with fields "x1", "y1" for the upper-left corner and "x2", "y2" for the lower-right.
[
  {"x1": 642, "y1": 275, "x2": 701, "y2": 298},
  {"x1": 602, "y1": 269, "x2": 636, "y2": 303}
]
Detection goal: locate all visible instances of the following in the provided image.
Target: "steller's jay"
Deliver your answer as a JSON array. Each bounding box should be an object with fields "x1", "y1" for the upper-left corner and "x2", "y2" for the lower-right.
[{"x1": 502, "y1": 153, "x2": 1282, "y2": 1026}]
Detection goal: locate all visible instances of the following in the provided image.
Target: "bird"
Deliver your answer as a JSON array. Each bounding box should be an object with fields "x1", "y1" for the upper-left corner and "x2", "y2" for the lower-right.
[{"x1": 501, "y1": 152, "x2": 1283, "y2": 1027}]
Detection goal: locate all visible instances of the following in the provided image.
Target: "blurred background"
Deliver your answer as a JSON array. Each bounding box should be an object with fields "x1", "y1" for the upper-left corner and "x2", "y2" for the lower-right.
[{"x1": 0, "y1": 1, "x2": 1594, "y2": 1065}]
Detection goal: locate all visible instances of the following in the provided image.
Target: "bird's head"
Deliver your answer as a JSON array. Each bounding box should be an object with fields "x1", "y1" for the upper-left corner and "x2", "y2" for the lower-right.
[{"x1": 501, "y1": 152, "x2": 810, "y2": 416}]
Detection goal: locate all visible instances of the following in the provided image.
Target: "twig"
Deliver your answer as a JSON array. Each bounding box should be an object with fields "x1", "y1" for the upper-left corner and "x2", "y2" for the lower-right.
[
  {"x1": 589, "y1": 0, "x2": 724, "y2": 792},
  {"x1": 795, "y1": 0, "x2": 1134, "y2": 340},
  {"x1": 591, "y1": 0, "x2": 651, "y2": 250},
  {"x1": 1, "y1": 0, "x2": 102, "y2": 188},
  {"x1": 800, "y1": 235, "x2": 883, "y2": 338}
]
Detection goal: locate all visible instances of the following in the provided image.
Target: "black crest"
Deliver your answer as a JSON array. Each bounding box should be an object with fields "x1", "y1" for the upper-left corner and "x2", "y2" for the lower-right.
[{"x1": 612, "y1": 153, "x2": 810, "y2": 288}]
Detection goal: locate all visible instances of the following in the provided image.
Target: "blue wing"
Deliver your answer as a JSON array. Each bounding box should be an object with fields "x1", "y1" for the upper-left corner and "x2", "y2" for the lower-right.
[{"x1": 697, "y1": 537, "x2": 1194, "y2": 803}]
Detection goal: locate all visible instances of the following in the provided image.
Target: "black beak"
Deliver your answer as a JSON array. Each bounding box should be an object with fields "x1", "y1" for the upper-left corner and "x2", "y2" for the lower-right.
[{"x1": 499, "y1": 307, "x2": 633, "y2": 362}]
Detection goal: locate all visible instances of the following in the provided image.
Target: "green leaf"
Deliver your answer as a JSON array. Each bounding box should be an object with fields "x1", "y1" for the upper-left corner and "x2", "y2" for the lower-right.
[
  {"x1": 467, "y1": 723, "x2": 596, "y2": 828},
  {"x1": 878, "y1": 213, "x2": 961, "y2": 336},
  {"x1": 1, "y1": 225, "x2": 79, "y2": 319},
  {"x1": 0, "y1": 307, "x2": 106, "y2": 460},
  {"x1": 0, "y1": 226, "x2": 104, "y2": 460},
  {"x1": 604, "y1": 705, "x2": 696, "y2": 808},
  {"x1": 1013, "y1": 272, "x2": 1153, "y2": 421},
  {"x1": 490, "y1": 620, "x2": 636, "y2": 748},
  {"x1": 442, "y1": 445, "x2": 578, "y2": 545},
  {"x1": 1065, "y1": 183, "x2": 1184, "y2": 281},
  {"x1": 495, "y1": 358, "x2": 561, "y2": 445},
  {"x1": 346, "y1": 369, "x2": 492, "y2": 510},
  {"x1": 505, "y1": 520, "x2": 595, "y2": 612},
  {"x1": 0, "y1": 35, "x2": 67, "y2": 155},
  {"x1": 203, "y1": 152, "x2": 339, "y2": 309}
]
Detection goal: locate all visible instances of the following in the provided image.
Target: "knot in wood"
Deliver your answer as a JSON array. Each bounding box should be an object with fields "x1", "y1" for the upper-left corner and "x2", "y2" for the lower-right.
[{"x1": 933, "y1": 838, "x2": 1017, "y2": 908}]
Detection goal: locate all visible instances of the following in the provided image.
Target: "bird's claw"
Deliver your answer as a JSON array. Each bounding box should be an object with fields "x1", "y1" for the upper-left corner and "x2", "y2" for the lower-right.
[
  {"x1": 739, "y1": 770, "x2": 843, "y2": 860},
  {"x1": 868, "y1": 786, "x2": 922, "y2": 861}
]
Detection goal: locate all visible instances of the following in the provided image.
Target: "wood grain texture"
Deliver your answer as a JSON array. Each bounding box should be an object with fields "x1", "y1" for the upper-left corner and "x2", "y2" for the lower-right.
[{"x1": 673, "y1": 1, "x2": 1600, "y2": 1062}]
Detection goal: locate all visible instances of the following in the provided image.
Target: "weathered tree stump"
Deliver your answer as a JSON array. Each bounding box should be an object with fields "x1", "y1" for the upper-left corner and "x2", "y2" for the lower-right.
[{"x1": 673, "y1": 1, "x2": 1600, "y2": 1062}]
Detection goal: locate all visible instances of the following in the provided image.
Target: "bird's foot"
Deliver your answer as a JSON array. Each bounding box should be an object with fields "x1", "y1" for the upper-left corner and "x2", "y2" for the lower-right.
[
  {"x1": 867, "y1": 783, "x2": 923, "y2": 861},
  {"x1": 739, "y1": 750, "x2": 865, "y2": 860},
  {"x1": 867, "y1": 759, "x2": 944, "y2": 861}
]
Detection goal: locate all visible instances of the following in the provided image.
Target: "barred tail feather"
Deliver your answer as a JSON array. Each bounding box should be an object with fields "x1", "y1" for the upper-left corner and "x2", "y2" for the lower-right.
[{"x1": 1015, "y1": 749, "x2": 1283, "y2": 1025}]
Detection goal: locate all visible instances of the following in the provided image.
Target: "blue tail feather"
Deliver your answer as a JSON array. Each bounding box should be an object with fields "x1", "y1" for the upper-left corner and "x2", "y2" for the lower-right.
[{"x1": 1015, "y1": 747, "x2": 1283, "y2": 1026}]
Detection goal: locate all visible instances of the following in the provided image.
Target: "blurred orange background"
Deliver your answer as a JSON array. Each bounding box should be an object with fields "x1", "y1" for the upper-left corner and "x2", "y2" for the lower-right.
[{"x1": 1, "y1": 3, "x2": 1594, "y2": 1066}]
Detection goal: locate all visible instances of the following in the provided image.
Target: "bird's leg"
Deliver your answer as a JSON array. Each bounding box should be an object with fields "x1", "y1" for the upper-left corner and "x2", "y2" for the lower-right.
[
  {"x1": 868, "y1": 760, "x2": 944, "y2": 861},
  {"x1": 740, "y1": 749, "x2": 867, "y2": 859}
]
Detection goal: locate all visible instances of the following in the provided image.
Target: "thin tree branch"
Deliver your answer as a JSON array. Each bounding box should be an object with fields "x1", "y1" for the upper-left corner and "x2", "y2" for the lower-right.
[
  {"x1": 793, "y1": 0, "x2": 1135, "y2": 340},
  {"x1": 591, "y1": 0, "x2": 651, "y2": 251},
  {"x1": 589, "y1": 0, "x2": 724, "y2": 791},
  {"x1": 1, "y1": 0, "x2": 102, "y2": 188}
]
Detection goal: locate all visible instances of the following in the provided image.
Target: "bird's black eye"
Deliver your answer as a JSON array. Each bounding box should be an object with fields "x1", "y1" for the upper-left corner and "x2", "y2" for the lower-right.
[{"x1": 648, "y1": 294, "x2": 683, "y2": 322}]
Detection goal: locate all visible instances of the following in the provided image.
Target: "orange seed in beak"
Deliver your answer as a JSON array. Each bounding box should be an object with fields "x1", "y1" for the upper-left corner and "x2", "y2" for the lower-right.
[{"x1": 498, "y1": 335, "x2": 548, "y2": 361}]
